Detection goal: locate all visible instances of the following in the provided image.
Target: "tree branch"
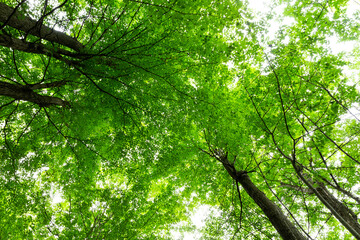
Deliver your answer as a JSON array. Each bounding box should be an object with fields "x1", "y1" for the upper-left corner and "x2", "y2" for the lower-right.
[
  {"x1": 0, "y1": 2, "x2": 84, "y2": 51},
  {"x1": 0, "y1": 81, "x2": 69, "y2": 107}
]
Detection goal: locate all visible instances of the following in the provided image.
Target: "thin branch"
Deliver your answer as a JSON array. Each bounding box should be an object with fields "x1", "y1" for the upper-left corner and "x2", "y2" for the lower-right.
[{"x1": 235, "y1": 181, "x2": 243, "y2": 230}]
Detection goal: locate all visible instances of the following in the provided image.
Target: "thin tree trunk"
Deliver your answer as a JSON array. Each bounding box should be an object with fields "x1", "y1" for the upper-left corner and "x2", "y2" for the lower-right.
[
  {"x1": 0, "y1": 81, "x2": 68, "y2": 107},
  {"x1": 0, "y1": 2, "x2": 84, "y2": 52}
]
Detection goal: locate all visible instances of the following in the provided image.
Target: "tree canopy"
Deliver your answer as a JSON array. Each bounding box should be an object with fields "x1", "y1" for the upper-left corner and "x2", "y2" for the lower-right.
[{"x1": 1, "y1": 0, "x2": 360, "y2": 239}]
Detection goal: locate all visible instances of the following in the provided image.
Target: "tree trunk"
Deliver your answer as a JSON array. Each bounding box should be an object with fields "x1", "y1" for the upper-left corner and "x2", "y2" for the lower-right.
[
  {"x1": 0, "y1": 81, "x2": 68, "y2": 107},
  {"x1": 293, "y1": 164, "x2": 360, "y2": 239},
  {"x1": 316, "y1": 182, "x2": 360, "y2": 234},
  {"x1": 0, "y1": 2, "x2": 84, "y2": 52},
  {"x1": 236, "y1": 172, "x2": 306, "y2": 240},
  {"x1": 217, "y1": 153, "x2": 306, "y2": 240}
]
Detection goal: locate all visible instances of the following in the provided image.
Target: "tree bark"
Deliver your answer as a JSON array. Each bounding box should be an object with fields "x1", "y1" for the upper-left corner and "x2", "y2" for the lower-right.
[
  {"x1": 316, "y1": 182, "x2": 360, "y2": 231},
  {"x1": 236, "y1": 172, "x2": 306, "y2": 240},
  {"x1": 293, "y1": 164, "x2": 360, "y2": 239},
  {"x1": 0, "y1": 33, "x2": 50, "y2": 54},
  {"x1": 0, "y1": 81, "x2": 68, "y2": 107},
  {"x1": 0, "y1": 33, "x2": 73, "y2": 63},
  {"x1": 217, "y1": 153, "x2": 306, "y2": 240},
  {"x1": 0, "y1": 2, "x2": 84, "y2": 52}
]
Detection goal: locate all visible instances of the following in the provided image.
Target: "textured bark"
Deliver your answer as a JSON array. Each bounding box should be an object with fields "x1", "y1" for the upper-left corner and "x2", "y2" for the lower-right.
[
  {"x1": 0, "y1": 2, "x2": 84, "y2": 51},
  {"x1": 0, "y1": 33, "x2": 50, "y2": 54},
  {"x1": 236, "y1": 172, "x2": 306, "y2": 240},
  {"x1": 0, "y1": 33, "x2": 76, "y2": 59},
  {"x1": 0, "y1": 81, "x2": 68, "y2": 107},
  {"x1": 293, "y1": 163, "x2": 360, "y2": 240},
  {"x1": 316, "y1": 182, "x2": 360, "y2": 232},
  {"x1": 217, "y1": 153, "x2": 306, "y2": 240}
]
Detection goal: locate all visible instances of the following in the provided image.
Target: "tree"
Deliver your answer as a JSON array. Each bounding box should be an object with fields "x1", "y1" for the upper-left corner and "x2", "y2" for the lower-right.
[
  {"x1": 2, "y1": 0, "x2": 360, "y2": 239},
  {"x1": 0, "y1": 0, "x2": 240, "y2": 238},
  {"x1": 179, "y1": 0, "x2": 360, "y2": 238}
]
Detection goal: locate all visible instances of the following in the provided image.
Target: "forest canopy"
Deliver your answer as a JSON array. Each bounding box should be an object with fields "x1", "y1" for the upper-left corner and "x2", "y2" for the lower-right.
[{"x1": 1, "y1": 0, "x2": 360, "y2": 239}]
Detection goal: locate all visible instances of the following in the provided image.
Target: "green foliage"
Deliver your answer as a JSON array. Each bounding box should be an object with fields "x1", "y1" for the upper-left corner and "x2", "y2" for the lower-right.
[{"x1": 1, "y1": 0, "x2": 360, "y2": 239}]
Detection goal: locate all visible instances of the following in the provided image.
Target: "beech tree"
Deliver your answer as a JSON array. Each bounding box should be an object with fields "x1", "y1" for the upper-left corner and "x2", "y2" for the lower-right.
[
  {"x1": 0, "y1": 0, "x2": 240, "y2": 238},
  {"x1": 1, "y1": 0, "x2": 360, "y2": 239}
]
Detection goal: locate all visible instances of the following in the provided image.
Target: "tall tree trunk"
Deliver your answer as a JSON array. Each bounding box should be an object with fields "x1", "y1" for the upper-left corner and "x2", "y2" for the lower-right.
[
  {"x1": 293, "y1": 163, "x2": 360, "y2": 239},
  {"x1": 218, "y1": 154, "x2": 306, "y2": 240},
  {"x1": 316, "y1": 181, "x2": 360, "y2": 232},
  {"x1": 0, "y1": 81, "x2": 68, "y2": 107},
  {"x1": 0, "y1": 2, "x2": 84, "y2": 52},
  {"x1": 236, "y1": 172, "x2": 306, "y2": 240}
]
